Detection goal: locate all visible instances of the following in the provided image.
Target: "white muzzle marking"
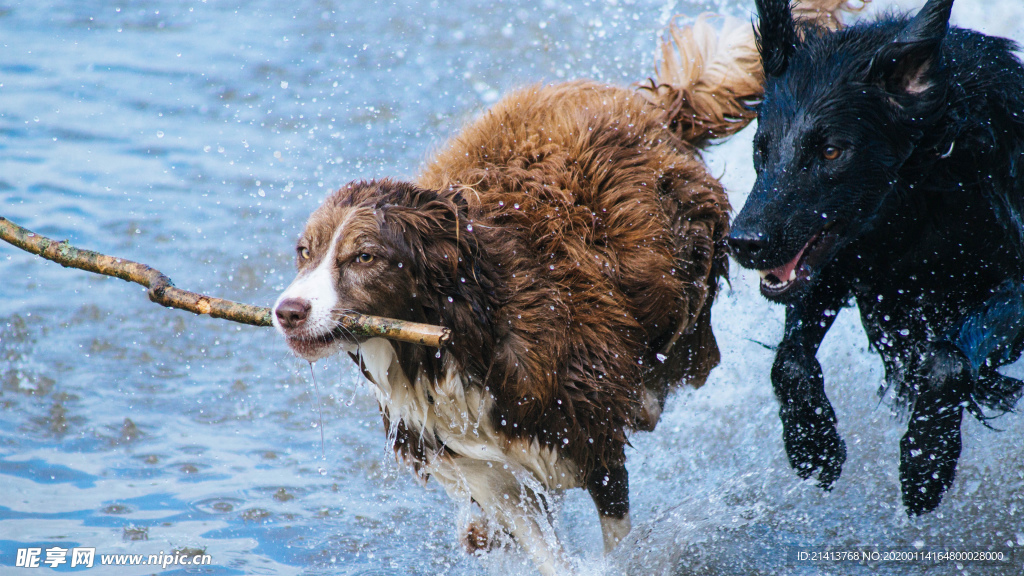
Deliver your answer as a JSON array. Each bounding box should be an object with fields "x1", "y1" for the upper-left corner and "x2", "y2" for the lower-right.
[{"x1": 273, "y1": 228, "x2": 346, "y2": 360}]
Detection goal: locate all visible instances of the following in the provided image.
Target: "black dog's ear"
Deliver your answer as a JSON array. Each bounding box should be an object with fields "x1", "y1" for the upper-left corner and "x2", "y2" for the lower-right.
[
  {"x1": 868, "y1": 0, "x2": 953, "y2": 95},
  {"x1": 755, "y1": 0, "x2": 798, "y2": 77}
]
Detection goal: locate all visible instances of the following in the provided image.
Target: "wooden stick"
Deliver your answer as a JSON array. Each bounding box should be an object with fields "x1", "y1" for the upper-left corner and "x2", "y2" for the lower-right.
[{"x1": 0, "y1": 216, "x2": 451, "y2": 348}]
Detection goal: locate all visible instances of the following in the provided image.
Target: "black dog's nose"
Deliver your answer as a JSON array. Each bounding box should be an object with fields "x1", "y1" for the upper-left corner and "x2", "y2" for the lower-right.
[
  {"x1": 727, "y1": 231, "x2": 767, "y2": 261},
  {"x1": 275, "y1": 298, "x2": 311, "y2": 329}
]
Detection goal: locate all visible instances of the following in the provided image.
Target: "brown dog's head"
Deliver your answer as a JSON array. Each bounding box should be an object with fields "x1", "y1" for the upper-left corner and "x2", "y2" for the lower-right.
[
  {"x1": 273, "y1": 180, "x2": 427, "y2": 361},
  {"x1": 272, "y1": 179, "x2": 493, "y2": 362}
]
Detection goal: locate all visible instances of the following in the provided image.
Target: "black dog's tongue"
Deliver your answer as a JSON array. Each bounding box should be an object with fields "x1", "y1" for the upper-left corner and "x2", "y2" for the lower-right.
[
  {"x1": 764, "y1": 252, "x2": 802, "y2": 284},
  {"x1": 759, "y1": 234, "x2": 818, "y2": 286}
]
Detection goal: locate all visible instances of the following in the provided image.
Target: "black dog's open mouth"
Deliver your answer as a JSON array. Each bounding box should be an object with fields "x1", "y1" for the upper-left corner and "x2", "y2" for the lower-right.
[{"x1": 758, "y1": 223, "x2": 840, "y2": 299}]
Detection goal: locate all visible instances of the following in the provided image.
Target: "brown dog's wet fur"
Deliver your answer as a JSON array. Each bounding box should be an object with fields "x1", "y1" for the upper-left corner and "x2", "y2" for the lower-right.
[
  {"x1": 287, "y1": 81, "x2": 728, "y2": 570},
  {"x1": 304, "y1": 82, "x2": 728, "y2": 473}
]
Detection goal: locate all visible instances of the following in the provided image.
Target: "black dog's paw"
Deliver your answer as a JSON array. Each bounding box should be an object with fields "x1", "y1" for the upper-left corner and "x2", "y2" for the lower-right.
[
  {"x1": 781, "y1": 407, "x2": 847, "y2": 490},
  {"x1": 899, "y1": 408, "x2": 963, "y2": 515}
]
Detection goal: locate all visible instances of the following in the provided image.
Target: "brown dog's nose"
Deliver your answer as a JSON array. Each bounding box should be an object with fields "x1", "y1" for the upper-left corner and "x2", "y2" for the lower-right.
[{"x1": 275, "y1": 298, "x2": 311, "y2": 329}]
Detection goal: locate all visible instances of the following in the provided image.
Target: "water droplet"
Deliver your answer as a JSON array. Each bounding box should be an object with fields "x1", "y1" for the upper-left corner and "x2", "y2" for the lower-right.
[
  {"x1": 318, "y1": 467, "x2": 327, "y2": 476},
  {"x1": 656, "y1": 353, "x2": 667, "y2": 363},
  {"x1": 435, "y1": 350, "x2": 442, "y2": 359},
  {"x1": 156, "y1": 130, "x2": 164, "y2": 138},
  {"x1": 513, "y1": 203, "x2": 520, "y2": 209},
  {"x1": 466, "y1": 224, "x2": 473, "y2": 231}
]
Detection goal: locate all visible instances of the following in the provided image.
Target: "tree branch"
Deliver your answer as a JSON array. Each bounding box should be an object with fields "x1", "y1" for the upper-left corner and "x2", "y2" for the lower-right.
[{"x1": 0, "y1": 216, "x2": 451, "y2": 348}]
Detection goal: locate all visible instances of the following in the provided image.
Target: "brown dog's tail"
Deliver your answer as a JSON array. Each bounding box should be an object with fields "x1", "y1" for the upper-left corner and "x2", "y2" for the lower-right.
[
  {"x1": 638, "y1": 0, "x2": 868, "y2": 147},
  {"x1": 791, "y1": 0, "x2": 869, "y2": 31}
]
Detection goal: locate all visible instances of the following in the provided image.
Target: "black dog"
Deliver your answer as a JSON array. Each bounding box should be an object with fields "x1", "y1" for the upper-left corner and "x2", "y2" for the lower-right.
[{"x1": 729, "y1": 0, "x2": 1024, "y2": 515}]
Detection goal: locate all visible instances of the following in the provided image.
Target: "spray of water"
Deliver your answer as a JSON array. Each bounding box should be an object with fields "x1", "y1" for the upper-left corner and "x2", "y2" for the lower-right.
[{"x1": 308, "y1": 361, "x2": 327, "y2": 475}]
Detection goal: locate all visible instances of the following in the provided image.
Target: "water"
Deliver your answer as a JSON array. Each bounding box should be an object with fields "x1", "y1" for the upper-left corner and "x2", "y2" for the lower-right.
[{"x1": 1, "y1": 0, "x2": 1022, "y2": 574}]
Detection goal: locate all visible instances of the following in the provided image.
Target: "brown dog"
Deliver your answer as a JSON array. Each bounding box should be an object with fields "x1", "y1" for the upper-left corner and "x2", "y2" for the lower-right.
[{"x1": 272, "y1": 4, "x2": 854, "y2": 573}]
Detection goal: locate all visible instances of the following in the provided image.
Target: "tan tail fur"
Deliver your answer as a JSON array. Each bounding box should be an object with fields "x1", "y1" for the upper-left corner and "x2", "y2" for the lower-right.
[{"x1": 639, "y1": 0, "x2": 870, "y2": 147}]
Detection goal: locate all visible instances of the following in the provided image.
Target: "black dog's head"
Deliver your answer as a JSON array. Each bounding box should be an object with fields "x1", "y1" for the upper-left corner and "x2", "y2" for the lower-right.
[{"x1": 729, "y1": 0, "x2": 953, "y2": 301}]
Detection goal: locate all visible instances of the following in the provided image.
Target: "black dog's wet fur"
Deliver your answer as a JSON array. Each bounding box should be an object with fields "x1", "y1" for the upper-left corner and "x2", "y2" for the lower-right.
[{"x1": 731, "y1": 0, "x2": 1024, "y2": 515}]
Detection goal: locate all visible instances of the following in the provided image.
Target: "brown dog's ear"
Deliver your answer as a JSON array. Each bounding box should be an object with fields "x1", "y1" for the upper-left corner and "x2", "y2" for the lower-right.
[
  {"x1": 868, "y1": 0, "x2": 953, "y2": 96},
  {"x1": 755, "y1": 0, "x2": 799, "y2": 77},
  {"x1": 384, "y1": 190, "x2": 500, "y2": 371},
  {"x1": 380, "y1": 188, "x2": 494, "y2": 324}
]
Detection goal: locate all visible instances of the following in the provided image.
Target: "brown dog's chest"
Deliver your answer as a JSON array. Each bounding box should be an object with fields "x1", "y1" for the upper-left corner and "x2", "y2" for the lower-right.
[{"x1": 351, "y1": 338, "x2": 585, "y2": 491}]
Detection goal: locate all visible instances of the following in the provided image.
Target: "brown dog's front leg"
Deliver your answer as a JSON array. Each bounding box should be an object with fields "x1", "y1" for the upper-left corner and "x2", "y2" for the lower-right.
[{"x1": 587, "y1": 464, "x2": 630, "y2": 552}]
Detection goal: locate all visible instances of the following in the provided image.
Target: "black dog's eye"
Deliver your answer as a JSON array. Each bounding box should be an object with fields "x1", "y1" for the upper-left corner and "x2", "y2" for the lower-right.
[
  {"x1": 355, "y1": 253, "x2": 374, "y2": 264},
  {"x1": 298, "y1": 247, "x2": 311, "y2": 260},
  {"x1": 821, "y1": 145, "x2": 842, "y2": 161}
]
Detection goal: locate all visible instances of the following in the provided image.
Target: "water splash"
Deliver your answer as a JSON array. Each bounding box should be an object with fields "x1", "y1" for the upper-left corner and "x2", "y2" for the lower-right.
[{"x1": 308, "y1": 361, "x2": 326, "y2": 461}]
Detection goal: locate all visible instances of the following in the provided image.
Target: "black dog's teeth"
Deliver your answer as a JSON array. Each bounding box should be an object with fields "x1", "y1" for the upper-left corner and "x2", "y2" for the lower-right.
[{"x1": 758, "y1": 270, "x2": 795, "y2": 289}]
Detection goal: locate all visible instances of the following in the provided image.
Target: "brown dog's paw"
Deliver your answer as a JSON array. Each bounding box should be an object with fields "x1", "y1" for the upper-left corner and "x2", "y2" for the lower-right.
[{"x1": 461, "y1": 518, "x2": 497, "y2": 555}]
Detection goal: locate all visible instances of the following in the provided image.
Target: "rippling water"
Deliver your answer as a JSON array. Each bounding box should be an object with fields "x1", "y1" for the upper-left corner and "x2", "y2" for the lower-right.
[{"x1": 1, "y1": 0, "x2": 1023, "y2": 574}]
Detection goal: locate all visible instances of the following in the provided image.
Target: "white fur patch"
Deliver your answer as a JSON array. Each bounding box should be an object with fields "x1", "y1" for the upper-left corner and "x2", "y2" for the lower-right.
[
  {"x1": 599, "y1": 515, "x2": 632, "y2": 552},
  {"x1": 352, "y1": 338, "x2": 582, "y2": 489},
  {"x1": 349, "y1": 338, "x2": 581, "y2": 573},
  {"x1": 273, "y1": 227, "x2": 343, "y2": 335}
]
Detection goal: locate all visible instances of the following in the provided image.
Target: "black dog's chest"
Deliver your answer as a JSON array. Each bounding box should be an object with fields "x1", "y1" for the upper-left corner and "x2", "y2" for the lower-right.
[
  {"x1": 852, "y1": 254, "x2": 1007, "y2": 365},
  {"x1": 855, "y1": 289, "x2": 953, "y2": 353},
  {"x1": 852, "y1": 189, "x2": 1006, "y2": 304},
  {"x1": 849, "y1": 208, "x2": 1006, "y2": 349}
]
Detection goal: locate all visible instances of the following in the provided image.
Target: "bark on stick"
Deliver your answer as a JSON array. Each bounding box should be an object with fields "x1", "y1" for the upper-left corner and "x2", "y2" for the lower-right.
[{"x1": 0, "y1": 216, "x2": 451, "y2": 348}]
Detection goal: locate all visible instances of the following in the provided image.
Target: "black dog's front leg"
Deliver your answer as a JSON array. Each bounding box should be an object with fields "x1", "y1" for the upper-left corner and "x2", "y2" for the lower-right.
[
  {"x1": 774, "y1": 284, "x2": 850, "y2": 490},
  {"x1": 901, "y1": 281, "x2": 1024, "y2": 515},
  {"x1": 899, "y1": 341, "x2": 971, "y2": 515}
]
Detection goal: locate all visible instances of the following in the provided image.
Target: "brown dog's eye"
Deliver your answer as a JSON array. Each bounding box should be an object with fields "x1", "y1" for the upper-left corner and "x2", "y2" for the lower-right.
[
  {"x1": 299, "y1": 247, "x2": 311, "y2": 260},
  {"x1": 822, "y1": 145, "x2": 842, "y2": 161},
  {"x1": 356, "y1": 253, "x2": 374, "y2": 264}
]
